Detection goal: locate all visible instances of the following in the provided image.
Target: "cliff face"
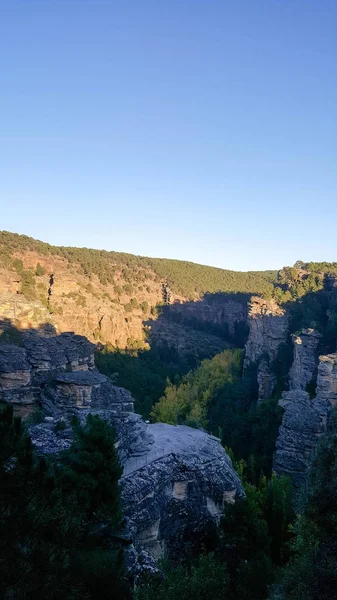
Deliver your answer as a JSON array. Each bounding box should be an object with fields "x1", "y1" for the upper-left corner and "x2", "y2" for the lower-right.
[
  {"x1": 0, "y1": 257, "x2": 164, "y2": 348},
  {"x1": 274, "y1": 351, "x2": 337, "y2": 505},
  {"x1": 163, "y1": 295, "x2": 249, "y2": 341},
  {"x1": 0, "y1": 328, "x2": 244, "y2": 565},
  {"x1": 273, "y1": 389, "x2": 328, "y2": 502},
  {"x1": 288, "y1": 329, "x2": 321, "y2": 391},
  {"x1": 244, "y1": 297, "x2": 289, "y2": 401},
  {"x1": 0, "y1": 256, "x2": 249, "y2": 355}
]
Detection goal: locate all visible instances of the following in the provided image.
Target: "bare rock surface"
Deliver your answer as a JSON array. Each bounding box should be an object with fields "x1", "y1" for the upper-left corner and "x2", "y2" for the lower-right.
[
  {"x1": 274, "y1": 352, "x2": 337, "y2": 507},
  {"x1": 289, "y1": 329, "x2": 321, "y2": 391},
  {"x1": 244, "y1": 297, "x2": 289, "y2": 401},
  {"x1": 121, "y1": 423, "x2": 244, "y2": 558}
]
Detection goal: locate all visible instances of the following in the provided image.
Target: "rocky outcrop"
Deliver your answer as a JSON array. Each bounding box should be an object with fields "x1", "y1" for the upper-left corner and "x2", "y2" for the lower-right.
[
  {"x1": 244, "y1": 297, "x2": 289, "y2": 401},
  {"x1": 315, "y1": 353, "x2": 337, "y2": 404},
  {"x1": 0, "y1": 291, "x2": 50, "y2": 330},
  {"x1": 288, "y1": 329, "x2": 321, "y2": 391},
  {"x1": 0, "y1": 344, "x2": 34, "y2": 404},
  {"x1": 273, "y1": 390, "x2": 329, "y2": 502},
  {"x1": 0, "y1": 330, "x2": 96, "y2": 411},
  {"x1": 30, "y1": 411, "x2": 244, "y2": 561},
  {"x1": 122, "y1": 423, "x2": 243, "y2": 559},
  {"x1": 274, "y1": 353, "x2": 337, "y2": 506},
  {"x1": 1, "y1": 329, "x2": 244, "y2": 564}
]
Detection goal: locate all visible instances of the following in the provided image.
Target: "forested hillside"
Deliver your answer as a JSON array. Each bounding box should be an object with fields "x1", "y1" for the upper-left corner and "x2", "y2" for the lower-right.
[{"x1": 0, "y1": 231, "x2": 276, "y2": 298}]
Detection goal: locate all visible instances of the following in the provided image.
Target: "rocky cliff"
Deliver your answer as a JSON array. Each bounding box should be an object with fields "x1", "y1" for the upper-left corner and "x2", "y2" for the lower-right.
[
  {"x1": 274, "y1": 350, "x2": 337, "y2": 505},
  {"x1": 0, "y1": 231, "x2": 274, "y2": 354},
  {"x1": 0, "y1": 328, "x2": 244, "y2": 566},
  {"x1": 288, "y1": 328, "x2": 321, "y2": 391},
  {"x1": 162, "y1": 294, "x2": 249, "y2": 342},
  {"x1": 0, "y1": 260, "x2": 249, "y2": 358},
  {"x1": 244, "y1": 297, "x2": 289, "y2": 401}
]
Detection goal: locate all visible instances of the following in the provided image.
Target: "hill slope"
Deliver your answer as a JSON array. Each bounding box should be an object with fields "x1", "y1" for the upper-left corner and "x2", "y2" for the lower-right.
[{"x1": 0, "y1": 231, "x2": 276, "y2": 348}]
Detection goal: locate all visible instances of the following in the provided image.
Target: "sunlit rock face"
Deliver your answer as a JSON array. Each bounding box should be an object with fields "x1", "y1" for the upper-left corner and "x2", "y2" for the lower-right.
[{"x1": 244, "y1": 297, "x2": 289, "y2": 402}]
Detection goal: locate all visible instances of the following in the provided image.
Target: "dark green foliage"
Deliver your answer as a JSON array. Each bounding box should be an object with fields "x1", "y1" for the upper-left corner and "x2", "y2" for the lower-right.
[
  {"x1": 136, "y1": 554, "x2": 229, "y2": 600},
  {"x1": 20, "y1": 269, "x2": 37, "y2": 300},
  {"x1": 0, "y1": 322, "x2": 23, "y2": 345},
  {"x1": 130, "y1": 297, "x2": 139, "y2": 309},
  {"x1": 222, "y1": 398, "x2": 284, "y2": 479},
  {"x1": 147, "y1": 257, "x2": 276, "y2": 298},
  {"x1": 274, "y1": 267, "x2": 324, "y2": 304},
  {"x1": 151, "y1": 349, "x2": 282, "y2": 479},
  {"x1": 140, "y1": 300, "x2": 149, "y2": 313},
  {"x1": 270, "y1": 341, "x2": 293, "y2": 398},
  {"x1": 151, "y1": 349, "x2": 244, "y2": 428},
  {"x1": 13, "y1": 257, "x2": 24, "y2": 273},
  {"x1": 96, "y1": 343, "x2": 194, "y2": 417},
  {"x1": 60, "y1": 414, "x2": 123, "y2": 522},
  {"x1": 0, "y1": 231, "x2": 277, "y2": 299},
  {"x1": 11, "y1": 257, "x2": 37, "y2": 299},
  {"x1": 0, "y1": 407, "x2": 129, "y2": 600},
  {"x1": 220, "y1": 474, "x2": 293, "y2": 599},
  {"x1": 123, "y1": 283, "x2": 134, "y2": 294},
  {"x1": 35, "y1": 262, "x2": 46, "y2": 276},
  {"x1": 284, "y1": 422, "x2": 337, "y2": 600},
  {"x1": 220, "y1": 483, "x2": 273, "y2": 599}
]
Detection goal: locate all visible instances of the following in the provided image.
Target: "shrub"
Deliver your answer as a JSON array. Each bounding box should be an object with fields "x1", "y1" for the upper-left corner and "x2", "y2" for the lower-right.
[{"x1": 35, "y1": 263, "x2": 46, "y2": 276}]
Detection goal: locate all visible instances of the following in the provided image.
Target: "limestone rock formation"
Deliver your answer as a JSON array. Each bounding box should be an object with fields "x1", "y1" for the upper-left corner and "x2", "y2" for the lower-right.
[
  {"x1": 0, "y1": 255, "x2": 250, "y2": 353},
  {"x1": 274, "y1": 353, "x2": 337, "y2": 506},
  {"x1": 316, "y1": 353, "x2": 337, "y2": 404},
  {"x1": 121, "y1": 422, "x2": 243, "y2": 559},
  {"x1": 244, "y1": 297, "x2": 289, "y2": 401},
  {"x1": 0, "y1": 329, "x2": 244, "y2": 564},
  {"x1": 273, "y1": 390, "x2": 329, "y2": 502},
  {"x1": 0, "y1": 330, "x2": 96, "y2": 412},
  {"x1": 164, "y1": 295, "x2": 249, "y2": 340},
  {"x1": 288, "y1": 329, "x2": 321, "y2": 391}
]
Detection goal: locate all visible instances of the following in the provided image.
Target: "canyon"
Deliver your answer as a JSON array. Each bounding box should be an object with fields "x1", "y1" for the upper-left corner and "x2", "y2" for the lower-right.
[
  {"x1": 2, "y1": 231, "x2": 337, "y2": 572},
  {"x1": 0, "y1": 325, "x2": 244, "y2": 571}
]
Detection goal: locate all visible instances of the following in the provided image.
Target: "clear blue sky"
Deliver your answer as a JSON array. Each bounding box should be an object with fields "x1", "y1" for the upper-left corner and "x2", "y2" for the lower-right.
[{"x1": 1, "y1": 1, "x2": 337, "y2": 271}]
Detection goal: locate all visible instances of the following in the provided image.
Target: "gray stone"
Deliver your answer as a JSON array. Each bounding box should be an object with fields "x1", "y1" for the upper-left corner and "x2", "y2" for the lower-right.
[
  {"x1": 244, "y1": 297, "x2": 289, "y2": 401},
  {"x1": 121, "y1": 423, "x2": 244, "y2": 559},
  {"x1": 0, "y1": 328, "x2": 244, "y2": 566},
  {"x1": 273, "y1": 390, "x2": 329, "y2": 505},
  {"x1": 289, "y1": 329, "x2": 321, "y2": 391},
  {"x1": 274, "y1": 352, "x2": 337, "y2": 508}
]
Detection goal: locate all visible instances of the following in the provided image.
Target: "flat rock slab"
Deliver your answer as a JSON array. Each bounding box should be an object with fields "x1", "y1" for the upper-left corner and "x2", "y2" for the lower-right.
[
  {"x1": 54, "y1": 371, "x2": 107, "y2": 385},
  {"x1": 122, "y1": 423, "x2": 224, "y2": 477}
]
